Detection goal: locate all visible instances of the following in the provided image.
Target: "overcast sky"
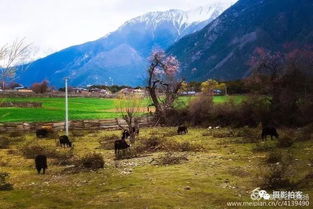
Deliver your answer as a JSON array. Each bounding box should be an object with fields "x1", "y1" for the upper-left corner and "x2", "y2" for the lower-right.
[{"x1": 0, "y1": 0, "x2": 233, "y2": 58}]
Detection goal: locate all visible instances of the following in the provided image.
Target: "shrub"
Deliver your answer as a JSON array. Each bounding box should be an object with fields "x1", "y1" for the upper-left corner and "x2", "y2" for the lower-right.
[
  {"x1": 71, "y1": 131, "x2": 85, "y2": 137},
  {"x1": 98, "y1": 134, "x2": 119, "y2": 150},
  {"x1": 0, "y1": 159, "x2": 8, "y2": 166},
  {"x1": 78, "y1": 153, "x2": 104, "y2": 170},
  {"x1": 7, "y1": 149, "x2": 18, "y2": 155},
  {"x1": 188, "y1": 95, "x2": 213, "y2": 126},
  {"x1": 135, "y1": 136, "x2": 203, "y2": 153},
  {"x1": 19, "y1": 143, "x2": 49, "y2": 158},
  {"x1": 0, "y1": 173, "x2": 13, "y2": 191},
  {"x1": 175, "y1": 141, "x2": 203, "y2": 152},
  {"x1": 296, "y1": 124, "x2": 313, "y2": 141},
  {"x1": 228, "y1": 167, "x2": 250, "y2": 177},
  {"x1": 162, "y1": 140, "x2": 183, "y2": 152},
  {"x1": 180, "y1": 141, "x2": 195, "y2": 152},
  {"x1": 6, "y1": 134, "x2": 25, "y2": 145},
  {"x1": 19, "y1": 141, "x2": 72, "y2": 159},
  {"x1": 277, "y1": 136, "x2": 294, "y2": 148},
  {"x1": 212, "y1": 129, "x2": 234, "y2": 138},
  {"x1": 163, "y1": 109, "x2": 189, "y2": 126},
  {"x1": 234, "y1": 127, "x2": 260, "y2": 143},
  {"x1": 162, "y1": 129, "x2": 178, "y2": 137},
  {"x1": 135, "y1": 136, "x2": 166, "y2": 153},
  {"x1": 154, "y1": 152, "x2": 188, "y2": 165},
  {"x1": 253, "y1": 141, "x2": 276, "y2": 152},
  {"x1": 260, "y1": 165, "x2": 296, "y2": 190},
  {"x1": 0, "y1": 137, "x2": 10, "y2": 149},
  {"x1": 8, "y1": 131, "x2": 23, "y2": 138},
  {"x1": 202, "y1": 132, "x2": 211, "y2": 137},
  {"x1": 260, "y1": 152, "x2": 296, "y2": 189},
  {"x1": 30, "y1": 80, "x2": 50, "y2": 94},
  {"x1": 266, "y1": 152, "x2": 282, "y2": 164},
  {"x1": 209, "y1": 102, "x2": 239, "y2": 127},
  {"x1": 297, "y1": 172, "x2": 313, "y2": 188},
  {"x1": 115, "y1": 149, "x2": 137, "y2": 160}
]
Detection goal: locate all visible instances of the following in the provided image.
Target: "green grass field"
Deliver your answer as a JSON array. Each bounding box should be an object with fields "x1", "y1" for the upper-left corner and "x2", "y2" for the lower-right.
[
  {"x1": 0, "y1": 96, "x2": 245, "y2": 123},
  {"x1": 0, "y1": 127, "x2": 312, "y2": 209}
]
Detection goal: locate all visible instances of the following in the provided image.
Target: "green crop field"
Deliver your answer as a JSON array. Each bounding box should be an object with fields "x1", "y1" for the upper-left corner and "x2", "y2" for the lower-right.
[{"x1": 0, "y1": 95, "x2": 245, "y2": 123}]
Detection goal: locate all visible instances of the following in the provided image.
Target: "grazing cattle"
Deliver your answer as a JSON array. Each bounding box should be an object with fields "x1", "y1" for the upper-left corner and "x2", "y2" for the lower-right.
[
  {"x1": 36, "y1": 128, "x2": 49, "y2": 138},
  {"x1": 177, "y1": 126, "x2": 188, "y2": 135},
  {"x1": 122, "y1": 130, "x2": 130, "y2": 139},
  {"x1": 59, "y1": 135, "x2": 72, "y2": 147},
  {"x1": 35, "y1": 155, "x2": 47, "y2": 174},
  {"x1": 122, "y1": 127, "x2": 139, "y2": 139},
  {"x1": 262, "y1": 127, "x2": 279, "y2": 140},
  {"x1": 36, "y1": 127, "x2": 53, "y2": 138},
  {"x1": 114, "y1": 138, "x2": 130, "y2": 156}
]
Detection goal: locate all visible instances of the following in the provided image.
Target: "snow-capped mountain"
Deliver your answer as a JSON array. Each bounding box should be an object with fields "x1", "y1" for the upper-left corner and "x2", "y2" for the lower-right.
[{"x1": 17, "y1": 1, "x2": 237, "y2": 87}]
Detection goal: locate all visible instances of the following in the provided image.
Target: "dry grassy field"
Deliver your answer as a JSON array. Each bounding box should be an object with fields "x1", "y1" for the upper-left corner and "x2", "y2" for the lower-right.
[{"x1": 0, "y1": 127, "x2": 312, "y2": 209}]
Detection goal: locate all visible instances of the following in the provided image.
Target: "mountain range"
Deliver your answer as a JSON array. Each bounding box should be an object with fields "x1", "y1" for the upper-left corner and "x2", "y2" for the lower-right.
[
  {"x1": 17, "y1": 1, "x2": 236, "y2": 87},
  {"x1": 18, "y1": 0, "x2": 313, "y2": 87},
  {"x1": 168, "y1": 0, "x2": 313, "y2": 81}
]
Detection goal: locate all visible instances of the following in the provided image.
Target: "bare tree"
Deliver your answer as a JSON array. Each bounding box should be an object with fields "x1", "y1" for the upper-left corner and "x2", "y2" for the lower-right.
[
  {"x1": 0, "y1": 39, "x2": 30, "y2": 90},
  {"x1": 246, "y1": 46, "x2": 313, "y2": 125},
  {"x1": 115, "y1": 95, "x2": 144, "y2": 143},
  {"x1": 147, "y1": 50, "x2": 182, "y2": 124},
  {"x1": 30, "y1": 80, "x2": 50, "y2": 94}
]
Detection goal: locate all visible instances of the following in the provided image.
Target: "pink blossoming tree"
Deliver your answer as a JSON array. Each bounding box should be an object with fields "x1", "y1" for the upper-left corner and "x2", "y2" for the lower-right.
[{"x1": 147, "y1": 50, "x2": 183, "y2": 124}]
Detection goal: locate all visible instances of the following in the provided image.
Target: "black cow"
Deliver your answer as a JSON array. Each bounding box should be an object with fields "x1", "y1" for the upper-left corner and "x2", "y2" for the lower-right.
[
  {"x1": 114, "y1": 139, "x2": 130, "y2": 156},
  {"x1": 177, "y1": 126, "x2": 188, "y2": 135},
  {"x1": 262, "y1": 127, "x2": 279, "y2": 140},
  {"x1": 35, "y1": 155, "x2": 47, "y2": 174},
  {"x1": 122, "y1": 130, "x2": 130, "y2": 139},
  {"x1": 59, "y1": 135, "x2": 72, "y2": 147},
  {"x1": 36, "y1": 128, "x2": 49, "y2": 138},
  {"x1": 122, "y1": 127, "x2": 139, "y2": 139}
]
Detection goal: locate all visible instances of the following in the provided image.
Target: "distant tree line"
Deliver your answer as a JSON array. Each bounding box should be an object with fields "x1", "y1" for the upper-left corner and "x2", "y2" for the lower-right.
[
  {"x1": 145, "y1": 47, "x2": 313, "y2": 127},
  {"x1": 87, "y1": 85, "x2": 135, "y2": 93}
]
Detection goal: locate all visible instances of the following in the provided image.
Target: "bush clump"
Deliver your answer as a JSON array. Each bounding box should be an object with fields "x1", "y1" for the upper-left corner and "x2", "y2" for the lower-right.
[
  {"x1": 165, "y1": 141, "x2": 203, "y2": 152},
  {"x1": 71, "y1": 130, "x2": 85, "y2": 137},
  {"x1": 234, "y1": 127, "x2": 260, "y2": 143},
  {"x1": 0, "y1": 173, "x2": 13, "y2": 191},
  {"x1": 78, "y1": 153, "x2": 104, "y2": 170},
  {"x1": 188, "y1": 95, "x2": 213, "y2": 126},
  {"x1": 266, "y1": 152, "x2": 282, "y2": 164},
  {"x1": 295, "y1": 124, "x2": 313, "y2": 141},
  {"x1": 19, "y1": 141, "x2": 72, "y2": 160},
  {"x1": 98, "y1": 134, "x2": 119, "y2": 150},
  {"x1": 135, "y1": 137, "x2": 203, "y2": 153},
  {"x1": 135, "y1": 136, "x2": 166, "y2": 153},
  {"x1": 0, "y1": 137, "x2": 10, "y2": 149},
  {"x1": 277, "y1": 136, "x2": 294, "y2": 148},
  {"x1": 211, "y1": 129, "x2": 235, "y2": 138},
  {"x1": 260, "y1": 165, "x2": 296, "y2": 190},
  {"x1": 162, "y1": 129, "x2": 178, "y2": 137},
  {"x1": 8, "y1": 131, "x2": 23, "y2": 138},
  {"x1": 253, "y1": 141, "x2": 276, "y2": 152},
  {"x1": 153, "y1": 152, "x2": 188, "y2": 165},
  {"x1": 260, "y1": 151, "x2": 296, "y2": 189}
]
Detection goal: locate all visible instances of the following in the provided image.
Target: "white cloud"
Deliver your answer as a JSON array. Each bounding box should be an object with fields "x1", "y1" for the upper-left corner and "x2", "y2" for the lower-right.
[{"x1": 0, "y1": 0, "x2": 235, "y2": 58}]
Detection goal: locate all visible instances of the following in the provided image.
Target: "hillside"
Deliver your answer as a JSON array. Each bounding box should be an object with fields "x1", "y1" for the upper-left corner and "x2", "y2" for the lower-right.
[
  {"x1": 17, "y1": 2, "x2": 235, "y2": 87},
  {"x1": 168, "y1": 0, "x2": 313, "y2": 82}
]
